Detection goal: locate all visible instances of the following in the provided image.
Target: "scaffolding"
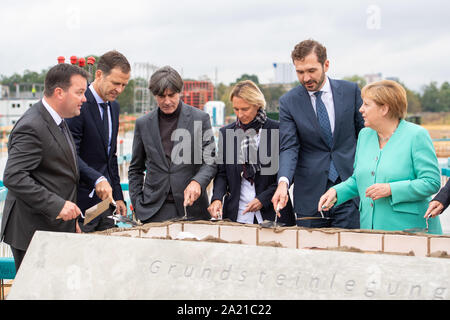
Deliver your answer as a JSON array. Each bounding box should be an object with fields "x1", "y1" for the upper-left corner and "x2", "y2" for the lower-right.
[{"x1": 132, "y1": 62, "x2": 159, "y2": 114}]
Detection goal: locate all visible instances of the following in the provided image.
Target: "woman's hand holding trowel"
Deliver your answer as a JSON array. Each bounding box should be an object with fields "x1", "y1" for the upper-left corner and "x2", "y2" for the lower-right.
[{"x1": 318, "y1": 188, "x2": 337, "y2": 212}]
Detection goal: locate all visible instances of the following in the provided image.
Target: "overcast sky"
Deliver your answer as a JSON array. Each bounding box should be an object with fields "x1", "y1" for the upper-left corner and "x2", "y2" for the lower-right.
[{"x1": 1, "y1": 0, "x2": 449, "y2": 92}]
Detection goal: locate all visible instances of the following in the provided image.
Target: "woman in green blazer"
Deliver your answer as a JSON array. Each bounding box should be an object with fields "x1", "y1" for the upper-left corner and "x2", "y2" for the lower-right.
[{"x1": 318, "y1": 80, "x2": 442, "y2": 234}]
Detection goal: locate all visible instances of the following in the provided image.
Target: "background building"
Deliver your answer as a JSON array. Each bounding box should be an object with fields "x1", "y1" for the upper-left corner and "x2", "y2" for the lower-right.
[
  {"x1": 182, "y1": 80, "x2": 214, "y2": 110},
  {"x1": 273, "y1": 62, "x2": 296, "y2": 84}
]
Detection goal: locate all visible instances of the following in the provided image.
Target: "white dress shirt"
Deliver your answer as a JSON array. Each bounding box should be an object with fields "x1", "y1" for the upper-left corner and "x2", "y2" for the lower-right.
[
  {"x1": 237, "y1": 132, "x2": 263, "y2": 224},
  {"x1": 279, "y1": 77, "x2": 335, "y2": 187},
  {"x1": 42, "y1": 97, "x2": 63, "y2": 126}
]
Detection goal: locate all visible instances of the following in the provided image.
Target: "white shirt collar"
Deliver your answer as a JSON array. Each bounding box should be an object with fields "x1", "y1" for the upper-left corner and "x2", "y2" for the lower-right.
[
  {"x1": 42, "y1": 97, "x2": 63, "y2": 126},
  {"x1": 89, "y1": 83, "x2": 106, "y2": 105},
  {"x1": 309, "y1": 76, "x2": 331, "y2": 98}
]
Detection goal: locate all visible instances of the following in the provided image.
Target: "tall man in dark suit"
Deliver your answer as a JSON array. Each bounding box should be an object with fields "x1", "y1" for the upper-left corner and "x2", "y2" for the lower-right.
[
  {"x1": 0, "y1": 64, "x2": 89, "y2": 271},
  {"x1": 129, "y1": 66, "x2": 217, "y2": 222},
  {"x1": 272, "y1": 39, "x2": 365, "y2": 228},
  {"x1": 66, "y1": 50, "x2": 130, "y2": 232}
]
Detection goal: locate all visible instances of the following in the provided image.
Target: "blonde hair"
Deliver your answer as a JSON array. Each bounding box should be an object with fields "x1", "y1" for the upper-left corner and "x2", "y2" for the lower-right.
[
  {"x1": 230, "y1": 80, "x2": 266, "y2": 109},
  {"x1": 361, "y1": 80, "x2": 407, "y2": 119}
]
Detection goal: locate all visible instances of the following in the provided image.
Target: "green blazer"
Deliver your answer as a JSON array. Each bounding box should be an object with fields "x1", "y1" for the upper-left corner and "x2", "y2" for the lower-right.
[{"x1": 333, "y1": 120, "x2": 442, "y2": 234}]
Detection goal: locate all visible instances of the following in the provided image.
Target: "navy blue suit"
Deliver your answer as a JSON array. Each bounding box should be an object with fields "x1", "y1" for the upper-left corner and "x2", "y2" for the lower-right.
[
  {"x1": 66, "y1": 87, "x2": 124, "y2": 230},
  {"x1": 278, "y1": 78, "x2": 364, "y2": 228},
  {"x1": 211, "y1": 118, "x2": 295, "y2": 225}
]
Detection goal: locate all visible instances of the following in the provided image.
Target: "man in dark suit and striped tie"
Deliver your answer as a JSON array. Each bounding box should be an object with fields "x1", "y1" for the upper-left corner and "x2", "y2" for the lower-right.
[
  {"x1": 67, "y1": 50, "x2": 131, "y2": 232},
  {"x1": 272, "y1": 39, "x2": 365, "y2": 229}
]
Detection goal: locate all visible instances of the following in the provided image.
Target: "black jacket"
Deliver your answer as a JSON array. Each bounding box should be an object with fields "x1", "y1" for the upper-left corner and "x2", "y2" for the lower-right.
[
  {"x1": 66, "y1": 87, "x2": 124, "y2": 214},
  {"x1": 211, "y1": 118, "x2": 294, "y2": 225}
]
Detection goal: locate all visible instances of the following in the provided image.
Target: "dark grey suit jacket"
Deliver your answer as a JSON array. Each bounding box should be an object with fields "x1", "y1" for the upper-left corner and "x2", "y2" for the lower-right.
[
  {"x1": 0, "y1": 101, "x2": 80, "y2": 251},
  {"x1": 128, "y1": 102, "x2": 217, "y2": 221}
]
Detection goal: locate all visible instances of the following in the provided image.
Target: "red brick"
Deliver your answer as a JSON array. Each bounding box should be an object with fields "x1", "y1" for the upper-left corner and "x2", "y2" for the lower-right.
[
  {"x1": 384, "y1": 234, "x2": 428, "y2": 257},
  {"x1": 298, "y1": 229, "x2": 339, "y2": 249},
  {"x1": 140, "y1": 225, "x2": 168, "y2": 239},
  {"x1": 167, "y1": 223, "x2": 183, "y2": 239},
  {"x1": 182, "y1": 223, "x2": 219, "y2": 240},
  {"x1": 339, "y1": 232, "x2": 383, "y2": 252},
  {"x1": 430, "y1": 237, "x2": 450, "y2": 255},
  {"x1": 110, "y1": 229, "x2": 140, "y2": 238},
  {"x1": 258, "y1": 228, "x2": 297, "y2": 249},
  {"x1": 219, "y1": 225, "x2": 257, "y2": 245}
]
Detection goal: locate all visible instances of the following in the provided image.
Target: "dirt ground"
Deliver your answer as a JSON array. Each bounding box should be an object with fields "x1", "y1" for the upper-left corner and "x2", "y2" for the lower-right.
[{"x1": 423, "y1": 125, "x2": 450, "y2": 158}]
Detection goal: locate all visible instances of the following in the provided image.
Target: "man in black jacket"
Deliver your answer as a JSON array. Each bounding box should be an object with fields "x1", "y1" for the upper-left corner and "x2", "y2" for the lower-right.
[{"x1": 66, "y1": 50, "x2": 130, "y2": 232}]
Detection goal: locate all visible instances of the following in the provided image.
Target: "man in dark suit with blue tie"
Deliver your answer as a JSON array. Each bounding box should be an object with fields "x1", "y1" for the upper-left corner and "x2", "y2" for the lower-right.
[
  {"x1": 272, "y1": 39, "x2": 365, "y2": 228},
  {"x1": 66, "y1": 50, "x2": 131, "y2": 232}
]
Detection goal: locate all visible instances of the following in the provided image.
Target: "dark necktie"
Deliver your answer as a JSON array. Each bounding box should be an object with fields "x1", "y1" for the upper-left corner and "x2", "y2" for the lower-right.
[
  {"x1": 100, "y1": 102, "x2": 110, "y2": 151},
  {"x1": 59, "y1": 120, "x2": 77, "y2": 164},
  {"x1": 314, "y1": 91, "x2": 339, "y2": 182}
]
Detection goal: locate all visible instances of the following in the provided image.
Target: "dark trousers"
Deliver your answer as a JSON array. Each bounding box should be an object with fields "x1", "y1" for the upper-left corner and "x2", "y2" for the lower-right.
[
  {"x1": 297, "y1": 178, "x2": 360, "y2": 229},
  {"x1": 141, "y1": 201, "x2": 180, "y2": 224},
  {"x1": 10, "y1": 246, "x2": 26, "y2": 272}
]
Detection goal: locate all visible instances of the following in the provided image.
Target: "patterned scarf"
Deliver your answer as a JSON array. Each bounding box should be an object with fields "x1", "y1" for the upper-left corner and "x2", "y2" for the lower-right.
[{"x1": 235, "y1": 108, "x2": 267, "y2": 184}]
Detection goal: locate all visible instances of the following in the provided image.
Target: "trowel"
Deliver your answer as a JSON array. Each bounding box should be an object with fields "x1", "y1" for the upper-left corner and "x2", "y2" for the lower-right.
[
  {"x1": 107, "y1": 201, "x2": 141, "y2": 227},
  {"x1": 85, "y1": 198, "x2": 117, "y2": 225},
  {"x1": 56, "y1": 197, "x2": 114, "y2": 224},
  {"x1": 295, "y1": 201, "x2": 336, "y2": 221},
  {"x1": 296, "y1": 209, "x2": 334, "y2": 221},
  {"x1": 403, "y1": 216, "x2": 430, "y2": 234},
  {"x1": 259, "y1": 204, "x2": 285, "y2": 228},
  {"x1": 210, "y1": 194, "x2": 225, "y2": 222},
  {"x1": 171, "y1": 205, "x2": 197, "y2": 222}
]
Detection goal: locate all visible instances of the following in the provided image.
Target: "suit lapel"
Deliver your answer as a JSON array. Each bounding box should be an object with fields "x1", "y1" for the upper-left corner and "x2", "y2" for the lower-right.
[
  {"x1": 297, "y1": 86, "x2": 329, "y2": 146},
  {"x1": 38, "y1": 102, "x2": 78, "y2": 177},
  {"x1": 330, "y1": 79, "x2": 343, "y2": 146},
  {"x1": 86, "y1": 88, "x2": 109, "y2": 155},
  {"x1": 172, "y1": 103, "x2": 192, "y2": 166}
]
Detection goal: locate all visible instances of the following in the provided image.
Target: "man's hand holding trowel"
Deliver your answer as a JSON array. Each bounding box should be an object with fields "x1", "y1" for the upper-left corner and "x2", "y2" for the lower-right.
[
  {"x1": 58, "y1": 180, "x2": 128, "y2": 232},
  {"x1": 95, "y1": 180, "x2": 127, "y2": 216}
]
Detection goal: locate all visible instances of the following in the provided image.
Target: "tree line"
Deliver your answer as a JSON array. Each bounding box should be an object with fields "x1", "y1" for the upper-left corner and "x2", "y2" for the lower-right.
[{"x1": 1, "y1": 66, "x2": 449, "y2": 115}]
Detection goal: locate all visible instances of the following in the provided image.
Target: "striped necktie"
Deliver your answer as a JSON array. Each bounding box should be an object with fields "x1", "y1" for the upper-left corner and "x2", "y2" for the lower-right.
[
  {"x1": 59, "y1": 120, "x2": 77, "y2": 164},
  {"x1": 314, "y1": 91, "x2": 339, "y2": 182}
]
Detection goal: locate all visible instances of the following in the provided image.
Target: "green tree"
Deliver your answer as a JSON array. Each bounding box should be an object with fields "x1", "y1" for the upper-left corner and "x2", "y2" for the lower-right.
[
  {"x1": 421, "y1": 82, "x2": 441, "y2": 112},
  {"x1": 116, "y1": 79, "x2": 135, "y2": 114},
  {"x1": 216, "y1": 83, "x2": 234, "y2": 116},
  {"x1": 233, "y1": 74, "x2": 260, "y2": 85},
  {"x1": 406, "y1": 88, "x2": 422, "y2": 114},
  {"x1": 439, "y1": 81, "x2": 450, "y2": 112},
  {"x1": 260, "y1": 85, "x2": 289, "y2": 112},
  {"x1": 396, "y1": 81, "x2": 422, "y2": 114}
]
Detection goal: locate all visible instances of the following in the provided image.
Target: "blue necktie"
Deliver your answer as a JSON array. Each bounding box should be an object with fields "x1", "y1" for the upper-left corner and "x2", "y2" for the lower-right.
[{"x1": 314, "y1": 91, "x2": 339, "y2": 182}]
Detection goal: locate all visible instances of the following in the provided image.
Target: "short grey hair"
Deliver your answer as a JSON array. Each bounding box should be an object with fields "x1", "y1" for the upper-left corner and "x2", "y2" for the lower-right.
[{"x1": 148, "y1": 66, "x2": 184, "y2": 96}]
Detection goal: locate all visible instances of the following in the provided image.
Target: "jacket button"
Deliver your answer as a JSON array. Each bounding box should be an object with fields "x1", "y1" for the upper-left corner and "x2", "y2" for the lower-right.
[
  {"x1": 371, "y1": 171, "x2": 375, "y2": 176},
  {"x1": 370, "y1": 203, "x2": 374, "y2": 207}
]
